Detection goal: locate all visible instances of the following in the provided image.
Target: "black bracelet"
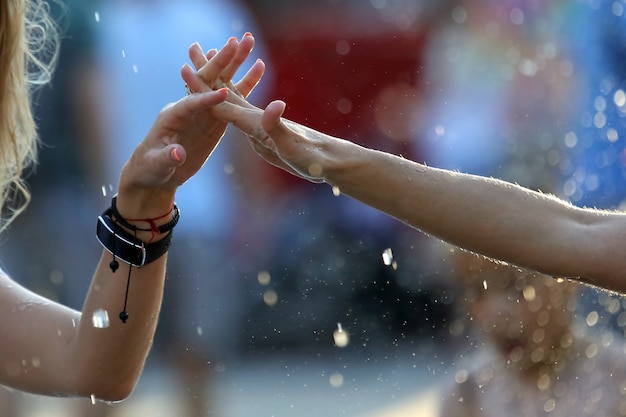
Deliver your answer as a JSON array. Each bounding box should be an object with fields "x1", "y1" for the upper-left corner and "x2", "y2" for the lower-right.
[
  {"x1": 110, "y1": 195, "x2": 180, "y2": 234},
  {"x1": 96, "y1": 204, "x2": 177, "y2": 323},
  {"x1": 96, "y1": 208, "x2": 173, "y2": 267}
]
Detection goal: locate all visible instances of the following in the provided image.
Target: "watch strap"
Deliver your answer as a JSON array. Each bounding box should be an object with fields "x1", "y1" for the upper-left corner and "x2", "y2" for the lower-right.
[{"x1": 96, "y1": 208, "x2": 173, "y2": 267}]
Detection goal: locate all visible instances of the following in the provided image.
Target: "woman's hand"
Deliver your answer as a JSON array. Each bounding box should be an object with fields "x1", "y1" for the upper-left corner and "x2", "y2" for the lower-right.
[
  {"x1": 117, "y1": 35, "x2": 264, "y2": 215},
  {"x1": 185, "y1": 38, "x2": 336, "y2": 183}
]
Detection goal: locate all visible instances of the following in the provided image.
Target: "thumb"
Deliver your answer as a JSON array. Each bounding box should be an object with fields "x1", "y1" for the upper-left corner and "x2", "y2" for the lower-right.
[
  {"x1": 163, "y1": 143, "x2": 187, "y2": 167},
  {"x1": 261, "y1": 100, "x2": 287, "y2": 138}
]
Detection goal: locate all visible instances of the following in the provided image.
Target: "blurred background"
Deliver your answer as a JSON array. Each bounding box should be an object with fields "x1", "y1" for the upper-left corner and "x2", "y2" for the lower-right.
[{"x1": 2, "y1": 0, "x2": 626, "y2": 416}]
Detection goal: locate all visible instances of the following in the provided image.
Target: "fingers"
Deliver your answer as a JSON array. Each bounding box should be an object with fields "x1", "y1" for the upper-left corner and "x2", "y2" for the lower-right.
[
  {"x1": 189, "y1": 34, "x2": 259, "y2": 97},
  {"x1": 211, "y1": 99, "x2": 264, "y2": 133},
  {"x1": 181, "y1": 63, "x2": 205, "y2": 95},
  {"x1": 220, "y1": 32, "x2": 255, "y2": 83},
  {"x1": 181, "y1": 64, "x2": 221, "y2": 99},
  {"x1": 193, "y1": 33, "x2": 254, "y2": 86},
  {"x1": 188, "y1": 42, "x2": 210, "y2": 74},
  {"x1": 185, "y1": 88, "x2": 229, "y2": 112},
  {"x1": 175, "y1": 70, "x2": 231, "y2": 109},
  {"x1": 235, "y1": 59, "x2": 266, "y2": 100},
  {"x1": 182, "y1": 68, "x2": 248, "y2": 111},
  {"x1": 194, "y1": 37, "x2": 238, "y2": 89},
  {"x1": 205, "y1": 48, "x2": 217, "y2": 61}
]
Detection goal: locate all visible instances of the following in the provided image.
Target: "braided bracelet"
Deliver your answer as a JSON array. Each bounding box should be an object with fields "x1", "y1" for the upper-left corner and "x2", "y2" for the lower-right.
[
  {"x1": 96, "y1": 197, "x2": 179, "y2": 323},
  {"x1": 110, "y1": 195, "x2": 180, "y2": 241}
]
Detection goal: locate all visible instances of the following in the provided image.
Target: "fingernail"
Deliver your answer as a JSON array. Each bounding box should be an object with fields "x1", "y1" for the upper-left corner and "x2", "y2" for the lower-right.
[
  {"x1": 244, "y1": 32, "x2": 252, "y2": 37},
  {"x1": 172, "y1": 148, "x2": 181, "y2": 162}
]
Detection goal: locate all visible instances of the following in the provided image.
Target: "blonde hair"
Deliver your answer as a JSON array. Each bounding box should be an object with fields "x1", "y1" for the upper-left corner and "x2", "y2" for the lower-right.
[{"x1": 0, "y1": 0, "x2": 59, "y2": 231}]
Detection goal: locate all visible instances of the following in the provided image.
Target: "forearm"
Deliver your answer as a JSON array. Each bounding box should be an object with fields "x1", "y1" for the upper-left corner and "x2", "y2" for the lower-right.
[
  {"x1": 0, "y1": 248, "x2": 166, "y2": 400},
  {"x1": 218, "y1": 96, "x2": 626, "y2": 291},
  {"x1": 323, "y1": 141, "x2": 626, "y2": 288},
  {"x1": 66, "y1": 189, "x2": 172, "y2": 400},
  {"x1": 66, "y1": 253, "x2": 165, "y2": 399}
]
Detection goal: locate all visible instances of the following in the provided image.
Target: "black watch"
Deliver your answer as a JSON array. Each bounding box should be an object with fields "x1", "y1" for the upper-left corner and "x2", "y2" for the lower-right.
[{"x1": 96, "y1": 209, "x2": 173, "y2": 267}]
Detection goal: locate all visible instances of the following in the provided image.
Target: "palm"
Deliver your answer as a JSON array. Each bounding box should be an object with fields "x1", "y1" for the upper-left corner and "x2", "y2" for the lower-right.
[
  {"x1": 165, "y1": 107, "x2": 227, "y2": 186},
  {"x1": 125, "y1": 35, "x2": 264, "y2": 190}
]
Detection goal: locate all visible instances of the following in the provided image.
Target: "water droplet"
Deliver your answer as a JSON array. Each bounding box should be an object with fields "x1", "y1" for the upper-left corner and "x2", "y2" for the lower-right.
[
  {"x1": 335, "y1": 40, "x2": 350, "y2": 56},
  {"x1": 333, "y1": 322, "x2": 350, "y2": 348},
  {"x1": 329, "y1": 372, "x2": 344, "y2": 388},
  {"x1": 92, "y1": 309, "x2": 110, "y2": 329},
  {"x1": 483, "y1": 280, "x2": 488, "y2": 290},
  {"x1": 90, "y1": 394, "x2": 96, "y2": 405},
  {"x1": 537, "y1": 374, "x2": 551, "y2": 390},
  {"x1": 543, "y1": 398, "x2": 556, "y2": 413},
  {"x1": 257, "y1": 270, "x2": 271, "y2": 286},
  {"x1": 382, "y1": 248, "x2": 394, "y2": 266},
  {"x1": 332, "y1": 186, "x2": 341, "y2": 196},
  {"x1": 523, "y1": 285, "x2": 536, "y2": 301},
  {"x1": 586, "y1": 311, "x2": 599, "y2": 327},
  {"x1": 197, "y1": 326, "x2": 203, "y2": 336},
  {"x1": 263, "y1": 289, "x2": 278, "y2": 306},
  {"x1": 307, "y1": 163, "x2": 322, "y2": 177},
  {"x1": 454, "y1": 369, "x2": 468, "y2": 383},
  {"x1": 50, "y1": 269, "x2": 64, "y2": 285}
]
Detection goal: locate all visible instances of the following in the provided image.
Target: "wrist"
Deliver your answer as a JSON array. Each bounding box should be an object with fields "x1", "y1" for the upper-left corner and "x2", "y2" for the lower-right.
[
  {"x1": 110, "y1": 195, "x2": 178, "y2": 243},
  {"x1": 96, "y1": 210, "x2": 173, "y2": 267},
  {"x1": 114, "y1": 187, "x2": 176, "y2": 220}
]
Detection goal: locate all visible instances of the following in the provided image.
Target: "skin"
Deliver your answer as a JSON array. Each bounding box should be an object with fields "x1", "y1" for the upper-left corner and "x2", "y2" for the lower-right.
[
  {"x1": 188, "y1": 33, "x2": 626, "y2": 416},
  {"x1": 191, "y1": 42, "x2": 626, "y2": 294},
  {"x1": 0, "y1": 35, "x2": 263, "y2": 401}
]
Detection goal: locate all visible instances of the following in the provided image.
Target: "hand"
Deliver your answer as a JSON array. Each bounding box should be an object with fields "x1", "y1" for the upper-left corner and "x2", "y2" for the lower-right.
[
  {"x1": 186, "y1": 33, "x2": 342, "y2": 184},
  {"x1": 209, "y1": 95, "x2": 339, "y2": 184},
  {"x1": 244, "y1": 100, "x2": 342, "y2": 184},
  {"x1": 185, "y1": 32, "x2": 265, "y2": 103},
  {"x1": 117, "y1": 36, "x2": 263, "y2": 213}
]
